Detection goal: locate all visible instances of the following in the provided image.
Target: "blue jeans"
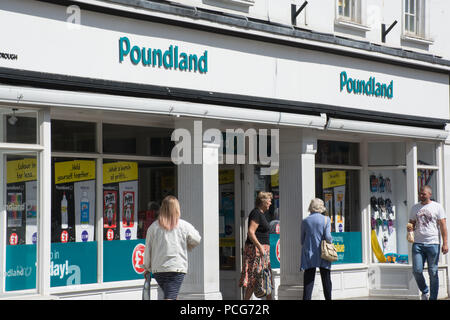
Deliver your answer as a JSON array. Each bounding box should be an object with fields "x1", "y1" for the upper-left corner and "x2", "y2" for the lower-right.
[{"x1": 412, "y1": 243, "x2": 440, "y2": 300}]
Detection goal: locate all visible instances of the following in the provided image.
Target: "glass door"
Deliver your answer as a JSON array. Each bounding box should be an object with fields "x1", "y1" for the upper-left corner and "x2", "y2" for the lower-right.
[{"x1": 218, "y1": 165, "x2": 241, "y2": 299}]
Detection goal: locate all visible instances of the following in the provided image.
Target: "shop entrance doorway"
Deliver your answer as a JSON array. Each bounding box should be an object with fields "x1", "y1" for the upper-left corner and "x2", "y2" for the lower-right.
[{"x1": 218, "y1": 164, "x2": 243, "y2": 300}]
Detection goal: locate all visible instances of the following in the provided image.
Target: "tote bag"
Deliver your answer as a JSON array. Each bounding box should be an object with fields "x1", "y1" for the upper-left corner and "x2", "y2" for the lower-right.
[{"x1": 320, "y1": 216, "x2": 338, "y2": 262}]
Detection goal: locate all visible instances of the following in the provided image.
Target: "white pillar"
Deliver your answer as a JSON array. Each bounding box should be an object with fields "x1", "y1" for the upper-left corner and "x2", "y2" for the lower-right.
[
  {"x1": 443, "y1": 128, "x2": 450, "y2": 297},
  {"x1": 38, "y1": 108, "x2": 51, "y2": 296},
  {"x1": 277, "y1": 128, "x2": 317, "y2": 300},
  {"x1": 406, "y1": 141, "x2": 419, "y2": 294},
  {"x1": 176, "y1": 119, "x2": 222, "y2": 300}
]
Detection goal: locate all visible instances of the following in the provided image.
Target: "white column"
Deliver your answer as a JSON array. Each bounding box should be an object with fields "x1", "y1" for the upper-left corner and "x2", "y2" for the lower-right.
[
  {"x1": 406, "y1": 141, "x2": 419, "y2": 294},
  {"x1": 277, "y1": 128, "x2": 317, "y2": 300},
  {"x1": 37, "y1": 108, "x2": 51, "y2": 296},
  {"x1": 443, "y1": 128, "x2": 450, "y2": 297},
  {"x1": 176, "y1": 119, "x2": 222, "y2": 300}
]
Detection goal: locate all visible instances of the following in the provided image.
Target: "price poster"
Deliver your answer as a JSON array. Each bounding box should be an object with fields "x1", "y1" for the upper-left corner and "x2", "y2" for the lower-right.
[
  {"x1": 6, "y1": 158, "x2": 38, "y2": 246},
  {"x1": 53, "y1": 160, "x2": 96, "y2": 243},
  {"x1": 103, "y1": 162, "x2": 138, "y2": 241}
]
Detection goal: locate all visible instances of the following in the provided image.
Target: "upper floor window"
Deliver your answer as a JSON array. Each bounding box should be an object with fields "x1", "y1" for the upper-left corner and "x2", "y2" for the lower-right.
[
  {"x1": 403, "y1": 0, "x2": 425, "y2": 37},
  {"x1": 337, "y1": 0, "x2": 361, "y2": 24}
]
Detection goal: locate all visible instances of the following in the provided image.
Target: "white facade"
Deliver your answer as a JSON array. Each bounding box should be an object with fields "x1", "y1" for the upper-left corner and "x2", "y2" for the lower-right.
[{"x1": 0, "y1": 0, "x2": 449, "y2": 300}]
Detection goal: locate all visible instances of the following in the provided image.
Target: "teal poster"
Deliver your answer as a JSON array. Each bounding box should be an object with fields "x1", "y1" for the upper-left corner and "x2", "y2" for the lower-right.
[
  {"x1": 5, "y1": 242, "x2": 97, "y2": 291},
  {"x1": 331, "y1": 232, "x2": 362, "y2": 264},
  {"x1": 50, "y1": 242, "x2": 97, "y2": 287},
  {"x1": 103, "y1": 239, "x2": 145, "y2": 282},
  {"x1": 269, "y1": 234, "x2": 280, "y2": 269},
  {"x1": 5, "y1": 244, "x2": 37, "y2": 291}
]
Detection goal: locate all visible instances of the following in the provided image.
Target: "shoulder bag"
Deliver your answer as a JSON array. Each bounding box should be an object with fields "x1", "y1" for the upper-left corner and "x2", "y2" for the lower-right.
[{"x1": 321, "y1": 216, "x2": 338, "y2": 262}]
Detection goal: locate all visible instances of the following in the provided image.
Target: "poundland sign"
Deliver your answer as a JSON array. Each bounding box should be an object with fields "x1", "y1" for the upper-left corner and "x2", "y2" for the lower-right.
[
  {"x1": 119, "y1": 36, "x2": 208, "y2": 73},
  {"x1": 340, "y1": 71, "x2": 393, "y2": 99}
]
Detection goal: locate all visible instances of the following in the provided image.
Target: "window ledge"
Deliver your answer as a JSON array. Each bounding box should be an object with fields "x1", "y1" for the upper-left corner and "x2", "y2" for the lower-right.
[
  {"x1": 401, "y1": 34, "x2": 434, "y2": 46},
  {"x1": 335, "y1": 19, "x2": 371, "y2": 32},
  {"x1": 213, "y1": 0, "x2": 255, "y2": 7}
]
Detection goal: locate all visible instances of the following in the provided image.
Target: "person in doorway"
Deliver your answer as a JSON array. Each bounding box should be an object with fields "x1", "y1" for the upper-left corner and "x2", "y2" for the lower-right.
[
  {"x1": 407, "y1": 185, "x2": 448, "y2": 300},
  {"x1": 143, "y1": 195, "x2": 201, "y2": 300},
  {"x1": 300, "y1": 198, "x2": 333, "y2": 300},
  {"x1": 239, "y1": 191, "x2": 273, "y2": 300}
]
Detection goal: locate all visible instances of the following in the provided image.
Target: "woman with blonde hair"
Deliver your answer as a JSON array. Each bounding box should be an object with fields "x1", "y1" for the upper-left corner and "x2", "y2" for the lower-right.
[
  {"x1": 239, "y1": 191, "x2": 274, "y2": 300},
  {"x1": 300, "y1": 198, "x2": 333, "y2": 300},
  {"x1": 143, "y1": 195, "x2": 201, "y2": 300}
]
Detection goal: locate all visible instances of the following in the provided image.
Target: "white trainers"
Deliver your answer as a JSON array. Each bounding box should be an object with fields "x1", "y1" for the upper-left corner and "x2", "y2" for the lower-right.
[{"x1": 421, "y1": 292, "x2": 429, "y2": 300}]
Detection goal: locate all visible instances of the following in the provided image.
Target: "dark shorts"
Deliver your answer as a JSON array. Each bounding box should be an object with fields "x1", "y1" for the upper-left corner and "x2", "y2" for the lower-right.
[{"x1": 153, "y1": 272, "x2": 185, "y2": 300}]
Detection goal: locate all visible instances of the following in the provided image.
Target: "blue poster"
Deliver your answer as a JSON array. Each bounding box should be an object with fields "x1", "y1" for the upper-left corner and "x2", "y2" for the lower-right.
[{"x1": 331, "y1": 232, "x2": 362, "y2": 264}]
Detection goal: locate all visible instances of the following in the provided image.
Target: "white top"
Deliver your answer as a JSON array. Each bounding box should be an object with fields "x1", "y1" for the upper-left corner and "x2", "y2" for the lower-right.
[
  {"x1": 409, "y1": 201, "x2": 446, "y2": 245},
  {"x1": 143, "y1": 219, "x2": 201, "y2": 274}
]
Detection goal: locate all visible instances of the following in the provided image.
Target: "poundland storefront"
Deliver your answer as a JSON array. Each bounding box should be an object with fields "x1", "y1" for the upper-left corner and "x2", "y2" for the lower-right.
[{"x1": 0, "y1": 0, "x2": 449, "y2": 300}]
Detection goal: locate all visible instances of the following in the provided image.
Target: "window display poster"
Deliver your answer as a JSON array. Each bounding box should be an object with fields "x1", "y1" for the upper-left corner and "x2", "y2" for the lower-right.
[
  {"x1": 334, "y1": 185, "x2": 345, "y2": 233},
  {"x1": 74, "y1": 180, "x2": 95, "y2": 242},
  {"x1": 53, "y1": 160, "x2": 96, "y2": 243},
  {"x1": 323, "y1": 190, "x2": 334, "y2": 231},
  {"x1": 25, "y1": 181, "x2": 37, "y2": 245},
  {"x1": 6, "y1": 158, "x2": 38, "y2": 246},
  {"x1": 104, "y1": 187, "x2": 119, "y2": 240},
  {"x1": 50, "y1": 242, "x2": 97, "y2": 287},
  {"x1": 322, "y1": 171, "x2": 346, "y2": 233},
  {"x1": 103, "y1": 161, "x2": 139, "y2": 241},
  {"x1": 269, "y1": 233, "x2": 280, "y2": 269},
  {"x1": 120, "y1": 181, "x2": 138, "y2": 240},
  {"x1": 331, "y1": 232, "x2": 362, "y2": 264}
]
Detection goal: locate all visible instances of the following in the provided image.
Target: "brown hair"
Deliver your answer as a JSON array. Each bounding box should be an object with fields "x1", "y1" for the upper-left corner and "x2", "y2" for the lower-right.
[{"x1": 158, "y1": 195, "x2": 181, "y2": 231}]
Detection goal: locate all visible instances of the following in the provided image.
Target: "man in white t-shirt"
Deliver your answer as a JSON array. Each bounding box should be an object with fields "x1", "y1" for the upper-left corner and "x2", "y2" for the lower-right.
[{"x1": 408, "y1": 185, "x2": 448, "y2": 300}]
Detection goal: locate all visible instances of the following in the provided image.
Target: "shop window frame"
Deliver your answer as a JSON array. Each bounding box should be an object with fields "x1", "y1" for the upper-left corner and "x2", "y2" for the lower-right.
[
  {"x1": 316, "y1": 138, "x2": 364, "y2": 267},
  {"x1": 0, "y1": 108, "x2": 48, "y2": 298},
  {"x1": 48, "y1": 116, "x2": 175, "y2": 295},
  {"x1": 401, "y1": 0, "x2": 433, "y2": 45},
  {"x1": 335, "y1": 0, "x2": 370, "y2": 32}
]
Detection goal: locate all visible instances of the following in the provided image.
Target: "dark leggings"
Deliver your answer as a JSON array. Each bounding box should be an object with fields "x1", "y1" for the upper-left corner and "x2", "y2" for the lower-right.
[{"x1": 303, "y1": 267, "x2": 332, "y2": 300}]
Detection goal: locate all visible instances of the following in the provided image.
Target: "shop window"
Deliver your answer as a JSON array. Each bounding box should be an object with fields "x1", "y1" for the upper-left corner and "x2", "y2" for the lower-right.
[
  {"x1": 368, "y1": 142, "x2": 406, "y2": 166},
  {"x1": 316, "y1": 140, "x2": 359, "y2": 166},
  {"x1": 316, "y1": 140, "x2": 362, "y2": 264},
  {"x1": 4, "y1": 153, "x2": 39, "y2": 292},
  {"x1": 219, "y1": 168, "x2": 237, "y2": 271},
  {"x1": 52, "y1": 120, "x2": 96, "y2": 153},
  {"x1": 102, "y1": 159, "x2": 175, "y2": 282},
  {"x1": 417, "y1": 142, "x2": 439, "y2": 199},
  {"x1": 2, "y1": 108, "x2": 37, "y2": 144},
  {"x1": 368, "y1": 169, "x2": 409, "y2": 264},
  {"x1": 368, "y1": 142, "x2": 408, "y2": 264},
  {"x1": 417, "y1": 142, "x2": 437, "y2": 167},
  {"x1": 254, "y1": 166, "x2": 280, "y2": 269},
  {"x1": 50, "y1": 157, "x2": 98, "y2": 287},
  {"x1": 102, "y1": 124, "x2": 173, "y2": 157}
]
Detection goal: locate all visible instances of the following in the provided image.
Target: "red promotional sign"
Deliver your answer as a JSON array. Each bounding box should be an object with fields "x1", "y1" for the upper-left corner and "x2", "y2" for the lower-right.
[
  {"x1": 61, "y1": 230, "x2": 69, "y2": 243},
  {"x1": 132, "y1": 243, "x2": 145, "y2": 274},
  {"x1": 276, "y1": 239, "x2": 281, "y2": 262},
  {"x1": 106, "y1": 229, "x2": 114, "y2": 241},
  {"x1": 9, "y1": 233, "x2": 18, "y2": 245}
]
